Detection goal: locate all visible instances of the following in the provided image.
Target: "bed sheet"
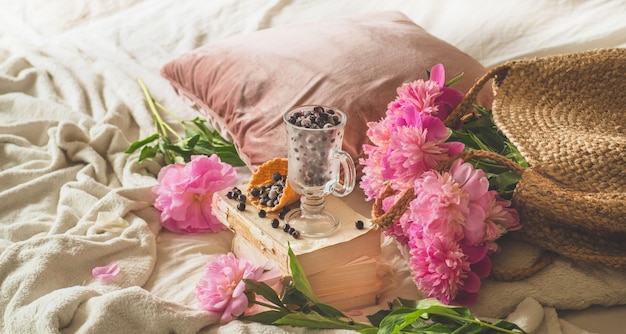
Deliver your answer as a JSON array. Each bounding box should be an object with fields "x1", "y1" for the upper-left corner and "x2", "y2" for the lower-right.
[{"x1": 1, "y1": 0, "x2": 625, "y2": 333}]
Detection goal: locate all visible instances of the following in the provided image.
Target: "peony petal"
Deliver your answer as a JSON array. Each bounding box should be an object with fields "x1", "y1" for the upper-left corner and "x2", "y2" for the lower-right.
[
  {"x1": 460, "y1": 243, "x2": 489, "y2": 264},
  {"x1": 454, "y1": 290, "x2": 479, "y2": 306},
  {"x1": 420, "y1": 115, "x2": 449, "y2": 141},
  {"x1": 430, "y1": 63, "x2": 445, "y2": 88},
  {"x1": 462, "y1": 271, "x2": 482, "y2": 293},
  {"x1": 439, "y1": 141, "x2": 465, "y2": 156},
  {"x1": 92, "y1": 262, "x2": 120, "y2": 282},
  {"x1": 472, "y1": 255, "x2": 492, "y2": 279},
  {"x1": 463, "y1": 203, "x2": 487, "y2": 245},
  {"x1": 436, "y1": 87, "x2": 465, "y2": 122}
]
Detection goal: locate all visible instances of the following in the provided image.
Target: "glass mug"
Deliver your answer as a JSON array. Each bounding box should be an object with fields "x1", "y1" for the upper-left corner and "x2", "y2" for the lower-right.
[{"x1": 283, "y1": 105, "x2": 356, "y2": 237}]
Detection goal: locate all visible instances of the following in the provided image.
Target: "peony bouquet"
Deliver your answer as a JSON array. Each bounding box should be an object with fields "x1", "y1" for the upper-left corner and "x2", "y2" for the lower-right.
[{"x1": 360, "y1": 64, "x2": 525, "y2": 305}]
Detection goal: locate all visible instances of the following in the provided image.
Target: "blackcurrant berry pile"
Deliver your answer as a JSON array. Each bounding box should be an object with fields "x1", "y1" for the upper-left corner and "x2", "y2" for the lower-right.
[
  {"x1": 249, "y1": 172, "x2": 287, "y2": 208},
  {"x1": 286, "y1": 105, "x2": 341, "y2": 129}
]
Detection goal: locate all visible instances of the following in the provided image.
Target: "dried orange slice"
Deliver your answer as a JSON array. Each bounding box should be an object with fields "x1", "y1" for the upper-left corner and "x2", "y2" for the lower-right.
[{"x1": 247, "y1": 158, "x2": 300, "y2": 212}]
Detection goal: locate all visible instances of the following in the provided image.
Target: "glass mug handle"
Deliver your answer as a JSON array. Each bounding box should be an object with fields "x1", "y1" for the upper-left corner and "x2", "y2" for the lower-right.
[{"x1": 325, "y1": 149, "x2": 356, "y2": 197}]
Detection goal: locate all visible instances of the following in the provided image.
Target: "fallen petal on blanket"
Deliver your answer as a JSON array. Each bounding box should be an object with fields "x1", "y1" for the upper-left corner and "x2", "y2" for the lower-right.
[{"x1": 92, "y1": 262, "x2": 121, "y2": 282}]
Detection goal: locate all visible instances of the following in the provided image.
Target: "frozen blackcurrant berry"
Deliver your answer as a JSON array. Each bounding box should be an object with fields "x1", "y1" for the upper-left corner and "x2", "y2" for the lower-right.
[
  {"x1": 355, "y1": 220, "x2": 364, "y2": 229},
  {"x1": 271, "y1": 218, "x2": 280, "y2": 228},
  {"x1": 278, "y1": 211, "x2": 286, "y2": 219},
  {"x1": 250, "y1": 187, "x2": 261, "y2": 197},
  {"x1": 238, "y1": 194, "x2": 246, "y2": 202},
  {"x1": 272, "y1": 172, "x2": 282, "y2": 183},
  {"x1": 291, "y1": 230, "x2": 300, "y2": 239},
  {"x1": 237, "y1": 202, "x2": 246, "y2": 211},
  {"x1": 258, "y1": 209, "x2": 267, "y2": 218},
  {"x1": 283, "y1": 223, "x2": 290, "y2": 233}
]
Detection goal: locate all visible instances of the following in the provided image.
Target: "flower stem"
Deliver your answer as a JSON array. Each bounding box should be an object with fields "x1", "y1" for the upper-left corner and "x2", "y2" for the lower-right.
[
  {"x1": 253, "y1": 300, "x2": 289, "y2": 313},
  {"x1": 137, "y1": 78, "x2": 183, "y2": 142},
  {"x1": 156, "y1": 101, "x2": 184, "y2": 124},
  {"x1": 444, "y1": 314, "x2": 521, "y2": 334}
]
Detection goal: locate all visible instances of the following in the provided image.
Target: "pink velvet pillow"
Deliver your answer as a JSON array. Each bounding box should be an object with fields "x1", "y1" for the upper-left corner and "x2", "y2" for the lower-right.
[{"x1": 161, "y1": 11, "x2": 492, "y2": 173}]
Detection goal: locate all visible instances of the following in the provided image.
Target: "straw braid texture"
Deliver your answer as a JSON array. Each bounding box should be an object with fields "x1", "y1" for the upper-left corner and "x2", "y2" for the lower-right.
[
  {"x1": 490, "y1": 48, "x2": 626, "y2": 269},
  {"x1": 491, "y1": 48, "x2": 626, "y2": 193}
]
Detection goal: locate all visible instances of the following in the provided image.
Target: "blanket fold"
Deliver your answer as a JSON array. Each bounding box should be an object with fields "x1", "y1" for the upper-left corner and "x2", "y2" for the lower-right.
[{"x1": 0, "y1": 37, "x2": 216, "y2": 332}]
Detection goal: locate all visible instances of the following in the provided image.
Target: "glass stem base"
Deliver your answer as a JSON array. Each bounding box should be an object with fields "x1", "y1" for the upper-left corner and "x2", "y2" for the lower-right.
[{"x1": 285, "y1": 195, "x2": 339, "y2": 237}]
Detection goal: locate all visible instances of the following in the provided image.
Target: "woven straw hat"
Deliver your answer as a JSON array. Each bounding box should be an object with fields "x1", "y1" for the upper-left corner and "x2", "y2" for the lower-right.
[{"x1": 448, "y1": 48, "x2": 626, "y2": 271}]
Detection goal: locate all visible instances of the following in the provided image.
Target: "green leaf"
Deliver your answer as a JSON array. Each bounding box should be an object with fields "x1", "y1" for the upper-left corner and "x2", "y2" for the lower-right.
[
  {"x1": 274, "y1": 311, "x2": 369, "y2": 330},
  {"x1": 377, "y1": 308, "x2": 425, "y2": 334},
  {"x1": 193, "y1": 138, "x2": 246, "y2": 167},
  {"x1": 366, "y1": 309, "x2": 392, "y2": 328},
  {"x1": 490, "y1": 319, "x2": 526, "y2": 331},
  {"x1": 215, "y1": 151, "x2": 246, "y2": 167},
  {"x1": 445, "y1": 72, "x2": 464, "y2": 87},
  {"x1": 243, "y1": 279, "x2": 286, "y2": 311},
  {"x1": 240, "y1": 310, "x2": 286, "y2": 324},
  {"x1": 189, "y1": 117, "x2": 213, "y2": 135},
  {"x1": 138, "y1": 145, "x2": 158, "y2": 162},
  {"x1": 357, "y1": 328, "x2": 380, "y2": 334},
  {"x1": 126, "y1": 133, "x2": 160, "y2": 154},
  {"x1": 184, "y1": 134, "x2": 201, "y2": 149},
  {"x1": 280, "y1": 287, "x2": 311, "y2": 308},
  {"x1": 422, "y1": 305, "x2": 471, "y2": 322},
  {"x1": 287, "y1": 244, "x2": 319, "y2": 303},
  {"x1": 311, "y1": 302, "x2": 346, "y2": 319}
]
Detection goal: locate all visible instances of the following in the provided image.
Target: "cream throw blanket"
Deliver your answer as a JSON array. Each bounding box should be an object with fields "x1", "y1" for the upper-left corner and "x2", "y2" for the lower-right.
[
  {"x1": 1, "y1": 1, "x2": 625, "y2": 333},
  {"x1": 0, "y1": 45, "x2": 217, "y2": 332}
]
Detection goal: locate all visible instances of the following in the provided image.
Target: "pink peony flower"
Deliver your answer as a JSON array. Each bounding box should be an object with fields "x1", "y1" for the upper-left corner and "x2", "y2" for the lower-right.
[
  {"x1": 404, "y1": 159, "x2": 491, "y2": 245},
  {"x1": 196, "y1": 253, "x2": 282, "y2": 323},
  {"x1": 365, "y1": 119, "x2": 392, "y2": 147},
  {"x1": 408, "y1": 233, "x2": 470, "y2": 304},
  {"x1": 386, "y1": 64, "x2": 464, "y2": 125},
  {"x1": 382, "y1": 116, "x2": 464, "y2": 190},
  {"x1": 447, "y1": 159, "x2": 492, "y2": 245},
  {"x1": 153, "y1": 154, "x2": 237, "y2": 234},
  {"x1": 408, "y1": 171, "x2": 468, "y2": 241},
  {"x1": 359, "y1": 144, "x2": 388, "y2": 201},
  {"x1": 387, "y1": 80, "x2": 442, "y2": 125},
  {"x1": 483, "y1": 191, "x2": 521, "y2": 251},
  {"x1": 453, "y1": 243, "x2": 492, "y2": 305},
  {"x1": 402, "y1": 160, "x2": 496, "y2": 304},
  {"x1": 429, "y1": 63, "x2": 465, "y2": 124}
]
